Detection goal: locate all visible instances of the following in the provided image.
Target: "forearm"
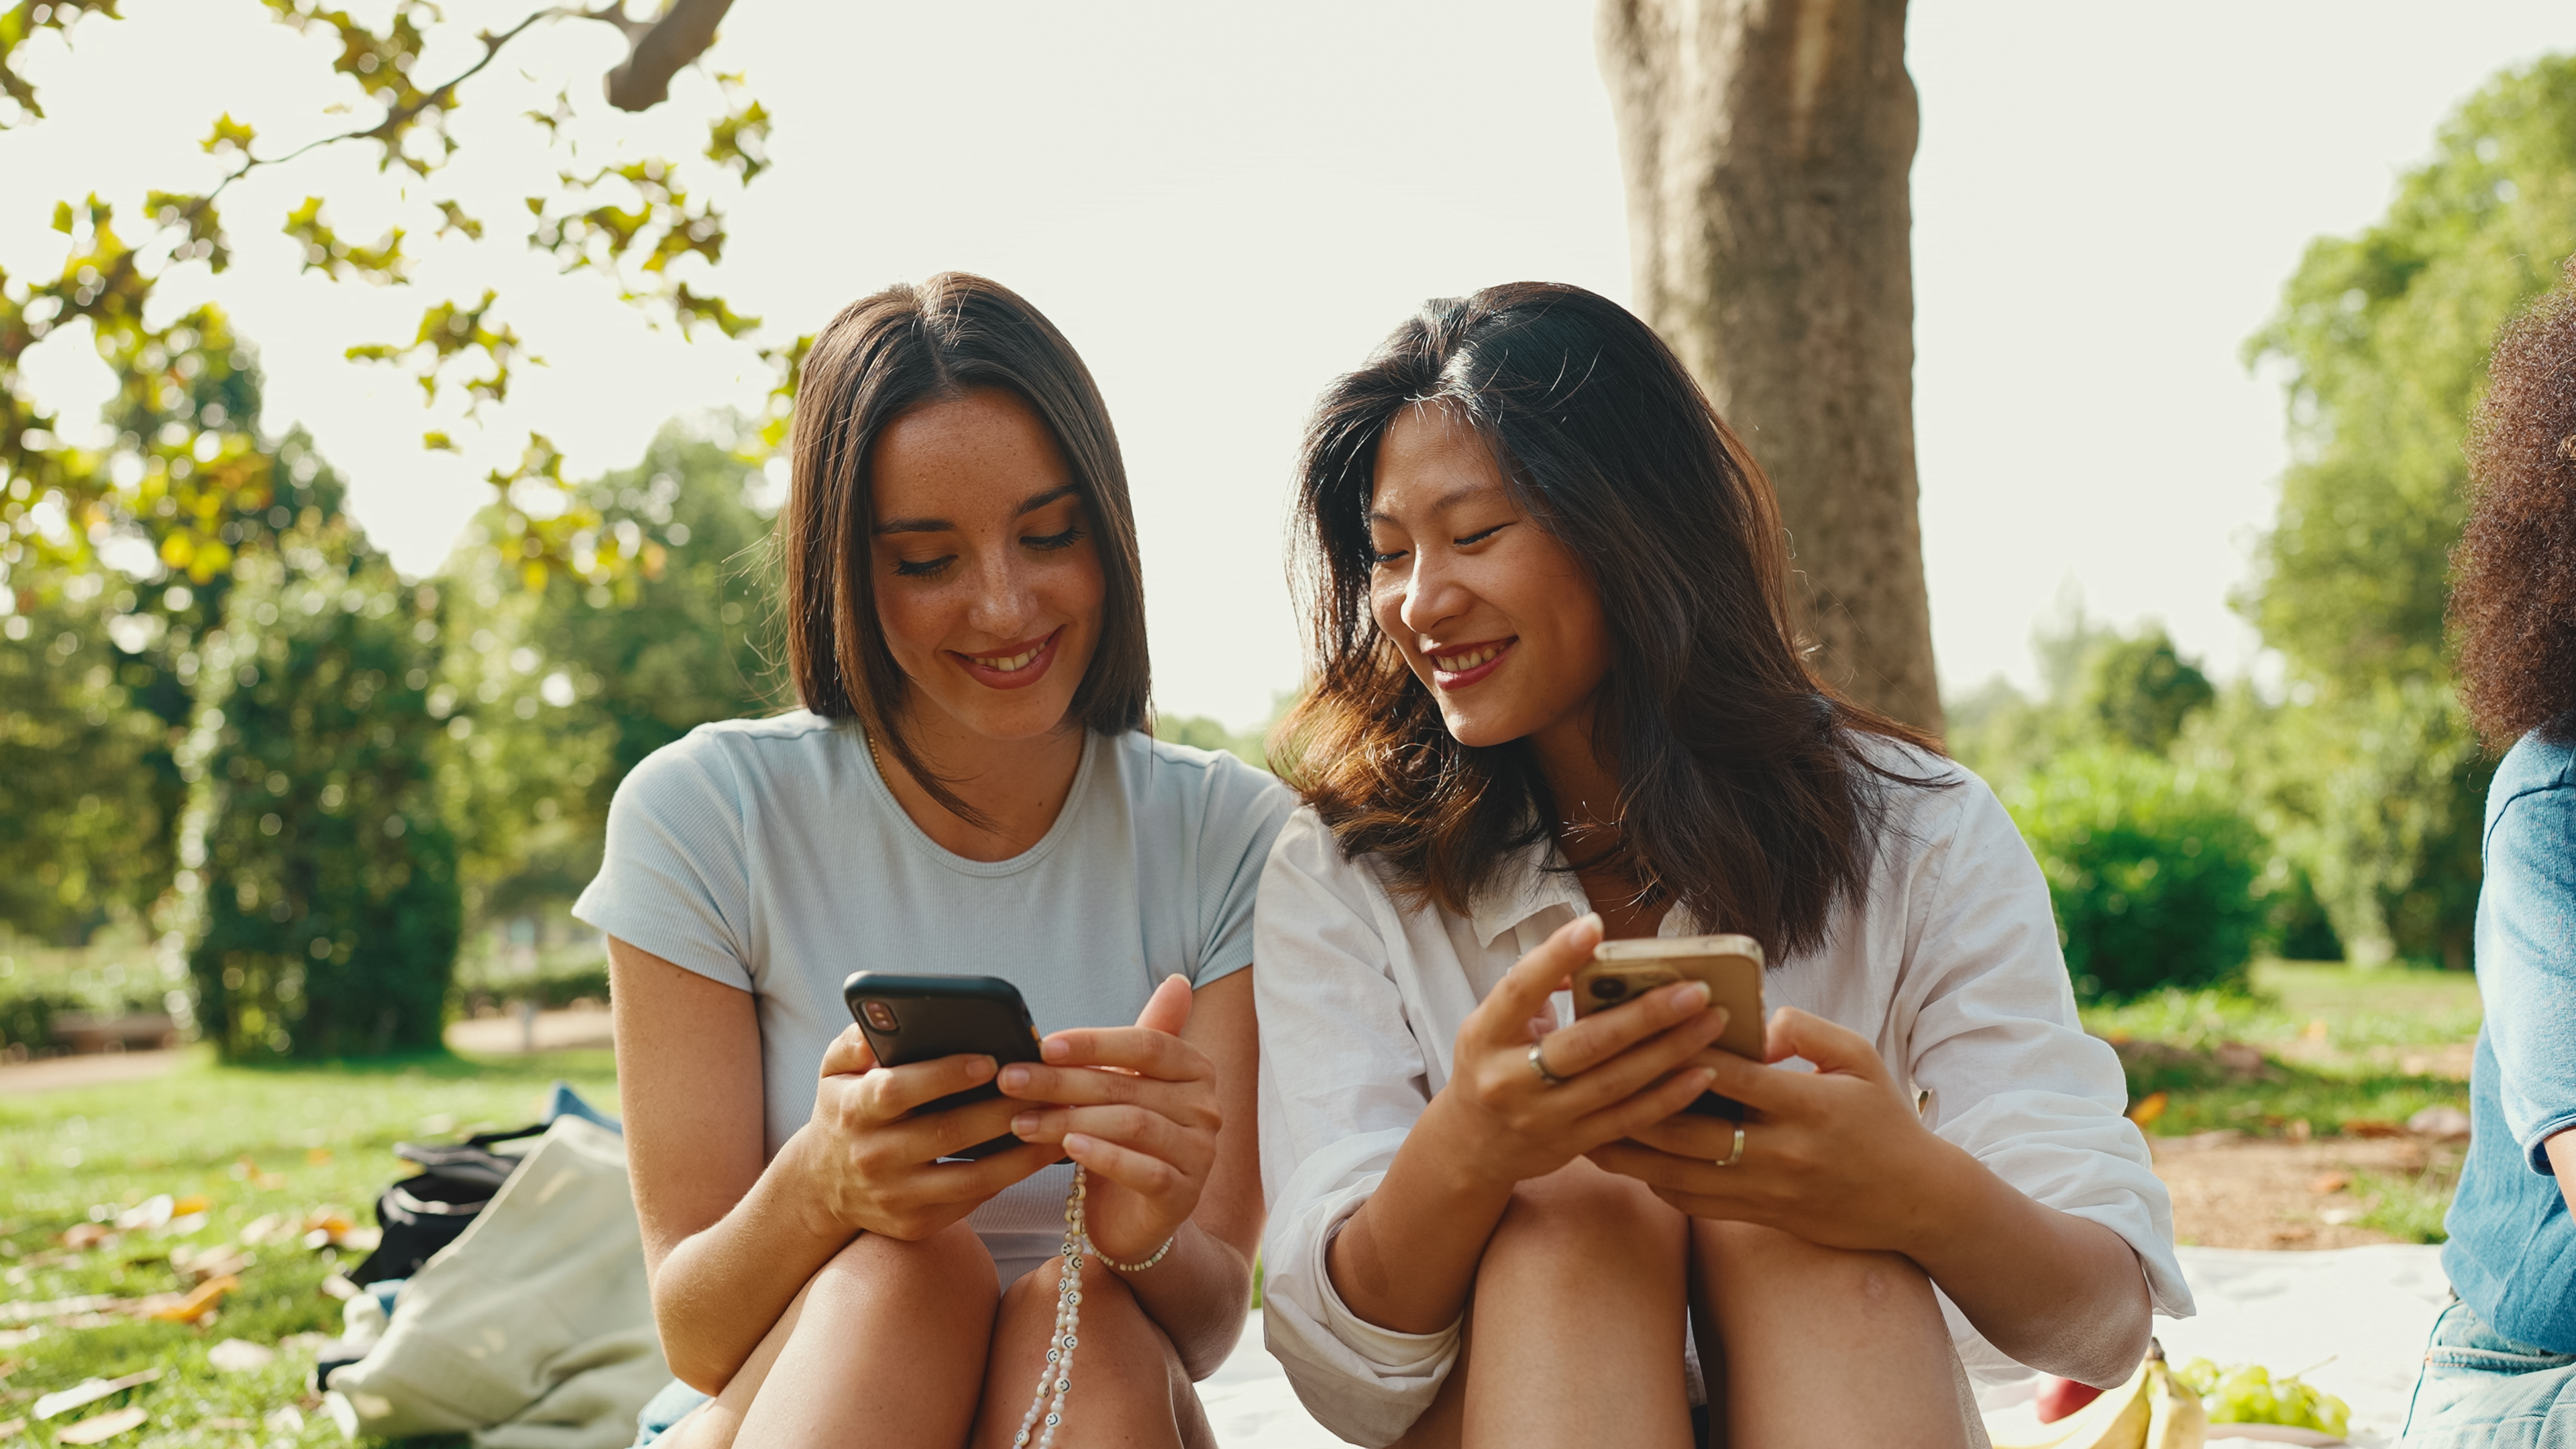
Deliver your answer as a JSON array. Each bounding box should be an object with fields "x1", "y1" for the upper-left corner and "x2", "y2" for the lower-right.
[
  {"x1": 1900, "y1": 1138, "x2": 2150, "y2": 1386},
  {"x1": 1326, "y1": 1095, "x2": 1516, "y2": 1336},
  {"x1": 1114, "y1": 1218, "x2": 1255, "y2": 1379},
  {"x1": 650, "y1": 1126, "x2": 854, "y2": 1392}
]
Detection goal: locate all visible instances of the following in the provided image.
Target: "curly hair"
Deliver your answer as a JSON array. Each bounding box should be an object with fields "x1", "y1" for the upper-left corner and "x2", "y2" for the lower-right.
[{"x1": 2456, "y1": 268, "x2": 2576, "y2": 747}]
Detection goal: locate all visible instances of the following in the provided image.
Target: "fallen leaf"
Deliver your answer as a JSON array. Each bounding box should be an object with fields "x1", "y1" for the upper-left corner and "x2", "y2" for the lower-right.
[
  {"x1": 148, "y1": 1276, "x2": 235, "y2": 1324},
  {"x1": 169, "y1": 1196, "x2": 208, "y2": 1217},
  {"x1": 0, "y1": 1417, "x2": 21, "y2": 1439},
  {"x1": 58, "y1": 1224, "x2": 111, "y2": 1251},
  {"x1": 55, "y1": 1405, "x2": 148, "y2": 1443},
  {"x1": 111, "y1": 1197, "x2": 172, "y2": 1234},
  {"x1": 2127, "y1": 1091, "x2": 2167, "y2": 1127},
  {"x1": 2309, "y1": 1172, "x2": 2352, "y2": 1195},
  {"x1": 2288, "y1": 1118, "x2": 2314, "y2": 1144},
  {"x1": 34, "y1": 1368, "x2": 161, "y2": 1419},
  {"x1": 2345, "y1": 1119, "x2": 2406, "y2": 1138},
  {"x1": 2320, "y1": 1206, "x2": 2361, "y2": 1226},
  {"x1": 306, "y1": 1147, "x2": 334, "y2": 1165},
  {"x1": 2301, "y1": 1018, "x2": 2329, "y2": 1042}
]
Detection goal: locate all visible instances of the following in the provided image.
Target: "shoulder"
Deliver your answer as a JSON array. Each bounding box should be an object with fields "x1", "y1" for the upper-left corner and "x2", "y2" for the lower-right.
[
  {"x1": 1846, "y1": 734, "x2": 2002, "y2": 867},
  {"x1": 612, "y1": 710, "x2": 847, "y2": 812},
  {"x1": 1106, "y1": 730, "x2": 1293, "y2": 824},
  {"x1": 2488, "y1": 727, "x2": 2576, "y2": 841}
]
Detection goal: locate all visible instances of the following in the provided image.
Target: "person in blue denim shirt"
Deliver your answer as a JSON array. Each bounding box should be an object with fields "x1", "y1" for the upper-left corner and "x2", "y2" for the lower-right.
[{"x1": 2402, "y1": 268, "x2": 2576, "y2": 1448}]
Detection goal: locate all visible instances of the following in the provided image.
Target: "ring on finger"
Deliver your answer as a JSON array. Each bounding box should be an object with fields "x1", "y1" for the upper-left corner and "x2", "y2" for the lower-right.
[
  {"x1": 1712, "y1": 1123, "x2": 1747, "y2": 1169},
  {"x1": 1526, "y1": 1042, "x2": 1569, "y2": 1088}
]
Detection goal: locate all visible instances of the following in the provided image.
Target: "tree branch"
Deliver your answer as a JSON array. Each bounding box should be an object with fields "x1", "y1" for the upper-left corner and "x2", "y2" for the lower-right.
[{"x1": 602, "y1": 0, "x2": 733, "y2": 112}]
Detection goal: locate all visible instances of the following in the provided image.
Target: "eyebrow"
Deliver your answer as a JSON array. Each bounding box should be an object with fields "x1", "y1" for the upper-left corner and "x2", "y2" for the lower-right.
[
  {"x1": 1366, "y1": 482, "x2": 1499, "y2": 526},
  {"x1": 876, "y1": 483, "x2": 1081, "y2": 536}
]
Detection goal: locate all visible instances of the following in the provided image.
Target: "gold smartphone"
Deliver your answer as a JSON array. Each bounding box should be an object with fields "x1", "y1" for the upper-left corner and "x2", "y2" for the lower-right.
[{"x1": 1569, "y1": 934, "x2": 1764, "y2": 1118}]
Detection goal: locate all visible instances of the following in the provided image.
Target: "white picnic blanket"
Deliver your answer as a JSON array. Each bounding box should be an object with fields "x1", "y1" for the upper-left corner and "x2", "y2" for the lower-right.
[{"x1": 1201, "y1": 1244, "x2": 2451, "y2": 1448}]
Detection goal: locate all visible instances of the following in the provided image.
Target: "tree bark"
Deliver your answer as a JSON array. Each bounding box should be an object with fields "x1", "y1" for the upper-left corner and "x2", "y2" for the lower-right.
[{"x1": 1597, "y1": 0, "x2": 1941, "y2": 734}]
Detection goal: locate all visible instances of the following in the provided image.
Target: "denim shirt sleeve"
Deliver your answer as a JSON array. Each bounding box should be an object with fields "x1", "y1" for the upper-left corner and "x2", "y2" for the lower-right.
[{"x1": 2479, "y1": 764, "x2": 2576, "y2": 1176}]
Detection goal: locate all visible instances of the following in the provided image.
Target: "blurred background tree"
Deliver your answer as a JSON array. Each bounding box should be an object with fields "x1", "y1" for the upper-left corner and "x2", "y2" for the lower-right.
[
  {"x1": 436, "y1": 425, "x2": 776, "y2": 993},
  {"x1": 178, "y1": 499, "x2": 458, "y2": 1059}
]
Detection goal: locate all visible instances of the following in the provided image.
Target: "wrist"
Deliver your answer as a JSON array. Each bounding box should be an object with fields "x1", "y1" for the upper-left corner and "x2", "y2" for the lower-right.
[
  {"x1": 773, "y1": 1124, "x2": 855, "y2": 1244},
  {"x1": 1885, "y1": 1127, "x2": 1999, "y2": 1266},
  {"x1": 1417, "y1": 1087, "x2": 1522, "y2": 1200}
]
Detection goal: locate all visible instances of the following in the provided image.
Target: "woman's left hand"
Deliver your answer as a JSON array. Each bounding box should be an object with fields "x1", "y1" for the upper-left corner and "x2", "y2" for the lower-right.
[
  {"x1": 1585, "y1": 1006, "x2": 1968, "y2": 1256},
  {"x1": 998, "y1": 974, "x2": 1218, "y2": 1265}
]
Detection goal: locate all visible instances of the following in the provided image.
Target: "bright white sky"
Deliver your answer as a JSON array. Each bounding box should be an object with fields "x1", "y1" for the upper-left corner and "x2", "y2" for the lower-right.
[{"x1": 4, "y1": 3, "x2": 2569, "y2": 727}]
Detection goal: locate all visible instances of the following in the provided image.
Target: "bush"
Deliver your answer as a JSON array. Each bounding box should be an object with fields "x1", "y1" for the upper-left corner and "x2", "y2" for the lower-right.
[
  {"x1": 0, "y1": 991, "x2": 80, "y2": 1054},
  {"x1": 177, "y1": 543, "x2": 460, "y2": 1058},
  {"x1": 2005, "y1": 748, "x2": 2267, "y2": 1002}
]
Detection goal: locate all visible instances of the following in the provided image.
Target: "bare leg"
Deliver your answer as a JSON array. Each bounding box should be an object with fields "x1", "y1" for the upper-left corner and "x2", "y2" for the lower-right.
[
  {"x1": 1693, "y1": 1219, "x2": 1968, "y2": 1449},
  {"x1": 664, "y1": 1222, "x2": 1001, "y2": 1449},
  {"x1": 968, "y1": 1252, "x2": 1214, "y2": 1449},
  {"x1": 1455, "y1": 1158, "x2": 1695, "y2": 1449}
]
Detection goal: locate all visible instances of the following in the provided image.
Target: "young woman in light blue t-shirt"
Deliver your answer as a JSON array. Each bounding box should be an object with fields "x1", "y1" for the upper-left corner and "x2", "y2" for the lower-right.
[{"x1": 576, "y1": 272, "x2": 1289, "y2": 1449}]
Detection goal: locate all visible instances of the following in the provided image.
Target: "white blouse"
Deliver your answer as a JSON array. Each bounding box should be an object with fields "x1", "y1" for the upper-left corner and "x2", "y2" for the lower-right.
[{"x1": 1252, "y1": 747, "x2": 2193, "y2": 1446}]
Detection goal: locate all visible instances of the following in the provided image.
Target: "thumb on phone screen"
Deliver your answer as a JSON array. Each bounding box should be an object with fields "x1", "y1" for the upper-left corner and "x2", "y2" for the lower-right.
[{"x1": 1134, "y1": 972, "x2": 1192, "y2": 1036}]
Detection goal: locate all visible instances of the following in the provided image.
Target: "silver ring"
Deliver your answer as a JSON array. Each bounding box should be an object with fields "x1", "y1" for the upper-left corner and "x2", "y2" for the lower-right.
[
  {"x1": 1713, "y1": 1124, "x2": 1746, "y2": 1169},
  {"x1": 1526, "y1": 1042, "x2": 1569, "y2": 1087}
]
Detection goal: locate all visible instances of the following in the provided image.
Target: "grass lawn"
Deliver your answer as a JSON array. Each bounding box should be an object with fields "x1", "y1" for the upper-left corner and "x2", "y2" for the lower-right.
[
  {"x1": 0, "y1": 958, "x2": 2489, "y2": 1442},
  {"x1": 2084, "y1": 959, "x2": 2483, "y2": 1243},
  {"x1": 1, "y1": 1048, "x2": 614, "y2": 1448}
]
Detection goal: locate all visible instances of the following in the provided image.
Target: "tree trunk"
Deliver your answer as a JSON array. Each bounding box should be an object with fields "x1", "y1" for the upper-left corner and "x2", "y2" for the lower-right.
[{"x1": 1597, "y1": 0, "x2": 1941, "y2": 735}]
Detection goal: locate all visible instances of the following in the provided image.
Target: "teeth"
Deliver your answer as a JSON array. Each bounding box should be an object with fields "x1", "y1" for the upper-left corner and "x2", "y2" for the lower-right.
[
  {"x1": 1432, "y1": 644, "x2": 1505, "y2": 672},
  {"x1": 975, "y1": 645, "x2": 1044, "y2": 672}
]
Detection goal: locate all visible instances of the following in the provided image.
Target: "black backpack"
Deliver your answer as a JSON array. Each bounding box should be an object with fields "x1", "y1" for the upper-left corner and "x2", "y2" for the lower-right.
[{"x1": 347, "y1": 1122, "x2": 549, "y2": 1287}]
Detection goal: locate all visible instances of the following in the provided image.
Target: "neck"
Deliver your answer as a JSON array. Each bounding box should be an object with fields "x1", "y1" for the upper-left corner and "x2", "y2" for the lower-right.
[
  {"x1": 1528, "y1": 701, "x2": 1665, "y2": 938},
  {"x1": 1527, "y1": 703, "x2": 1621, "y2": 834},
  {"x1": 872, "y1": 706, "x2": 1088, "y2": 863}
]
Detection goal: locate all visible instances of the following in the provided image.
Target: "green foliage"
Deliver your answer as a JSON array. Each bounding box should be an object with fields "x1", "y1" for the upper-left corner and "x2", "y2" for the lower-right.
[
  {"x1": 1155, "y1": 713, "x2": 1271, "y2": 769},
  {"x1": 1, "y1": 1, "x2": 799, "y2": 610},
  {"x1": 179, "y1": 539, "x2": 459, "y2": 1060},
  {"x1": 2082, "y1": 628, "x2": 2214, "y2": 754},
  {"x1": 2004, "y1": 748, "x2": 2267, "y2": 1002},
  {"x1": 0, "y1": 580, "x2": 168, "y2": 941},
  {"x1": 437, "y1": 427, "x2": 778, "y2": 922},
  {"x1": 2235, "y1": 57, "x2": 2576, "y2": 963}
]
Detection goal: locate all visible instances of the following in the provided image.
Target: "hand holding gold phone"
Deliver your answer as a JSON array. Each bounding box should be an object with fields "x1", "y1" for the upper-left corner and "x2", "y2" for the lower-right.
[{"x1": 1568, "y1": 933, "x2": 1764, "y2": 1120}]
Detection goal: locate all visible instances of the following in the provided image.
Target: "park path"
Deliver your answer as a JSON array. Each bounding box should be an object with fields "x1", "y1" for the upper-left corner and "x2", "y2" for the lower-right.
[{"x1": 0, "y1": 1008, "x2": 614, "y2": 1094}]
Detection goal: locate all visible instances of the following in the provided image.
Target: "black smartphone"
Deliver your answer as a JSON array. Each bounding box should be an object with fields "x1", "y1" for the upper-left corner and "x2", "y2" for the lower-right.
[{"x1": 843, "y1": 971, "x2": 1046, "y2": 1160}]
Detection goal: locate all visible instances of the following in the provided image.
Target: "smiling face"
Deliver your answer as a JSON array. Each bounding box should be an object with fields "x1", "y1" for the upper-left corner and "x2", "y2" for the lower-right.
[
  {"x1": 869, "y1": 386, "x2": 1106, "y2": 745},
  {"x1": 1366, "y1": 403, "x2": 1611, "y2": 753}
]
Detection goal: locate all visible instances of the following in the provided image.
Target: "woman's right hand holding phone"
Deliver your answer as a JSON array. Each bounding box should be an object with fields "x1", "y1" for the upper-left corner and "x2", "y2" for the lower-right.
[
  {"x1": 1422, "y1": 912, "x2": 1731, "y2": 1189},
  {"x1": 793, "y1": 1026, "x2": 1058, "y2": 1242}
]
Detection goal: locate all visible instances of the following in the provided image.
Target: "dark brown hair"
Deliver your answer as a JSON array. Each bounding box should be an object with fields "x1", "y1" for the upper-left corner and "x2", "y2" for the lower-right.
[
  {"x1": 2457, "y1": 266, "x2": 2576, "y2": 748},
  {"x1": 782, "y1": 273, "x2": 1149, "y2": 813},
  {"x1": 1280, "y1": 282, "x2": 1943, "y2": 959}
]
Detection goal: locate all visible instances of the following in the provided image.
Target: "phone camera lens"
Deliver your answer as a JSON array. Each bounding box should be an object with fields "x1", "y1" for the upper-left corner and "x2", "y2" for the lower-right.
[
  {"x1": 862, "y1": 1001, "x2": 900, "y2": 1032},
  {"x1": 1590, "y1": 977, "x2": 1627, "y2": 1002}
]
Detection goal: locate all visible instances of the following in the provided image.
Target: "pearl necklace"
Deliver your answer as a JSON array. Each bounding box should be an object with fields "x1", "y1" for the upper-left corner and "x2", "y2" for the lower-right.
[{"x1": 1015, "y1": 1167, "x2": 1091, "y2": 1448}]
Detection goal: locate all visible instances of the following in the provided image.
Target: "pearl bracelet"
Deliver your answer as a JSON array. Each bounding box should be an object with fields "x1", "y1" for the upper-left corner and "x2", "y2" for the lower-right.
[{"x1": 1093, "y1": 1230, "x2": 1175, "y2": 1274}]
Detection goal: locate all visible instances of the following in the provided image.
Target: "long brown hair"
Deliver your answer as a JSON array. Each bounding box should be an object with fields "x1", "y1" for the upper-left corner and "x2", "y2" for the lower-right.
[
  {"x1": 1279, "y1": 282, "x2": 1943, "y2": 959},
  {"x1": 782, "y1": 273, "x2": 1150, "y2": 816},
  {"x1": 2457, "y1": 266, "x2": 2576, "y2": 747}
]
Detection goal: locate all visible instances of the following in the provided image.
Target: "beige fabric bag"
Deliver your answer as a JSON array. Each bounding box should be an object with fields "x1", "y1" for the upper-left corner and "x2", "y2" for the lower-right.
[{"x1": 326, "y1": 1115, "x2": 669, "y2": 1448}]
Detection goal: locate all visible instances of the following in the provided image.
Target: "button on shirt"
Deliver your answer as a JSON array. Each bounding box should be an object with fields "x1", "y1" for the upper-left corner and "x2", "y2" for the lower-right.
[{"x1": 1252, "y1": 747, "x2": 2192, "y2": 1446}]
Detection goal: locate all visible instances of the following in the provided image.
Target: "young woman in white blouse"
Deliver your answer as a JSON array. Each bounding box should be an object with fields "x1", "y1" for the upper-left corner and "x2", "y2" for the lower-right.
[
  {"x1": 1253, "y1": 282, "x2": 2190, "y2": 1448},
  {"x1": 584, "y1": 274, "x2": 1289, "y2": 1448}
]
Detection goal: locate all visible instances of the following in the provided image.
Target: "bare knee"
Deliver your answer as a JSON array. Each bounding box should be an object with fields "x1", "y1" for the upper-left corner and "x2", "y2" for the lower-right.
[
  {"x1": 813, "y1": 1218, "x2": 1000, "y2": 1314},
  {"x1": 1489, "y1": 1159, "x2": 1684, "y2": 1277},
  {"x1": 1699, "y1": 1220, "x2": 1933, "y2": 1315}
]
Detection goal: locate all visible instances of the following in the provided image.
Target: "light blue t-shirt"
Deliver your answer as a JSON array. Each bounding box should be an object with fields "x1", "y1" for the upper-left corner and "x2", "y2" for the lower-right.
[
  {"x1": 574, "y1": 712, "x2": 1291, "y2": 1280},
  {"x1": 2443, "y1": 724, "x2": 2576, "y2": 1352}
]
